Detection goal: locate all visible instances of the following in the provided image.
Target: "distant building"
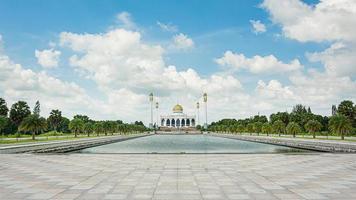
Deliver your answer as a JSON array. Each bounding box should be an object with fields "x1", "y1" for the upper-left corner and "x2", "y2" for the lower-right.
[
  {"x1": 160, "y1": 104, "x2": 196, "y2": 129},
  {"x1": 332, "y1": 105, "x2": 337, "y2": 116}
]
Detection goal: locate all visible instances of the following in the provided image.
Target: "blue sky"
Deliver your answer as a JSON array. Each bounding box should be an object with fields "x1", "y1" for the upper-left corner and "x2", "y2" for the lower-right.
[{"x1": 0, "y1": 0, "x2": 355, "y2": 124}]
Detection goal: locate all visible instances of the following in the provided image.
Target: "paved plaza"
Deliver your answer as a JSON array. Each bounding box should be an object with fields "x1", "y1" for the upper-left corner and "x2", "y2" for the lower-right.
[{"x1": 1, "y1": 153, "x2": 356, "y2": 200}]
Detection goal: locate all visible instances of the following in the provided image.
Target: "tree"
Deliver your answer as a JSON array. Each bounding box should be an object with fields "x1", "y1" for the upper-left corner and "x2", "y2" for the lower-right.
[
  {"x1": 103, "y1": 121, "x2": 111, "y2": 136},
  {"x1": 237, "y1": 124, "x2": 244, "y2": 134},
  {"x1": 337, "y1": 100, "x2": 355, "y2": 126},
  {"x1": 73, "y1": 115, "x2": 90, "y2": 123},
  {"x1": 47, "y1": 110, "x2": 62, "y2": 132},
  {"x1": 292, "y1": 104, "x2": 307, "y2": 114},
  {"x1": 286, "y1": 122, "x2": 301, "y2": 138},
  {"x1": 196, "y1": 125, "x2": 202, "y2": 131},
  {"x1": 252, "y1": 115, "x2": 268, "y2": 123},
  {"x1": 0, "y1": 116, "x2": 8, "y2": 138},
  {"x1": 83, "y1": 122, "x2": 94, "y2": 137},
  {"x1": 9, "y1": 101, "x2": 31, "y2": 128},
  {"x1": 69, "y1": 119, "x2": 84, "y2": 138},
  {"x1": 19, "y1": 114, "x2": 46, "y2": 140},
  {"x1": 0, "y1": 98, "x2": 9, "y2": 116},
  {"x1": 253, "y1": 122, "x2": 263, "y2": 135},
  {"x1": 305, "y1": 120, "x2": 322, "y2": 139},
  {"x1": 94, "y1": 122, "x2": 104, "y2": 136},
  {"x1": 272, "y1": 120, "x2": 285, "y2": 137},
  {"x1": 329, "y1": 114, "x2": 352, "y2": 140},
  {"x1": 270, "y1": 112, "x2": 289, "y2": 124},
  {"x1": 134, "y1": 121, "x2": 144, "y2": 126},
  {"x1": 59, "y1": 117, "x2": 70, "y2": 133},
  {"x1": 33, "y1": 100, "x2": 40, "y2": 116},
  {"x1": 262, "y1": 123, "x2": 272, "y2": 136},
  {"x1": 246, "y1": 123, "x2": 254, "y2": 135}
]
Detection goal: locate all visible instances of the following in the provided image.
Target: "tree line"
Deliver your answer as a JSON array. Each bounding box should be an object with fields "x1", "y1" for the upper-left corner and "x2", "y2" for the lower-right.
[
  {"x1": 0, "y1": 98, "x2": 148, "y2": 140},
  {"x1": 208, "y1": 100, "x2": 355, "y2": 140}
]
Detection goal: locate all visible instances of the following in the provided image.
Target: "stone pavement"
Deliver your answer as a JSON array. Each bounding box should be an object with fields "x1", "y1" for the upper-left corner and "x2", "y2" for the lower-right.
[
  {"x1": 212, "y1": 134, "x2": 356, "y2": 153},
  {"x1": 1, "y1": 153, "x2": 356, "y2": 200}
]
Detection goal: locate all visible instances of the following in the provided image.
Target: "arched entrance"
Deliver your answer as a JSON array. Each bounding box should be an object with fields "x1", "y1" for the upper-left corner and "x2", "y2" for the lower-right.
[{"x1": 171, "y1": 119, "x2": 175, "y2": 127}]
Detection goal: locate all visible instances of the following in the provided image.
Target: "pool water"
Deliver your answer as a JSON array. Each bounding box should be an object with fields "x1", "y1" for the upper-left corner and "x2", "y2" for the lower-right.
[{"x1": 78, "y1": 134, "x2": 312, "y2": 154}]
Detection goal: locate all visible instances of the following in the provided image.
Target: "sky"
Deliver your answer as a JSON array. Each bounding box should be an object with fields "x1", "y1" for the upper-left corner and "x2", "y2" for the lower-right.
[{"x1": 0, "y1": 0, "x2": 355, "y2": 125}]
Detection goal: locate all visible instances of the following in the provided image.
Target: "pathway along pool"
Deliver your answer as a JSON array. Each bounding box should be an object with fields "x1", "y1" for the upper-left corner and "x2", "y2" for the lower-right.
[{"x1": 77, "y1": 134, "x2": 314, "y2": 154}]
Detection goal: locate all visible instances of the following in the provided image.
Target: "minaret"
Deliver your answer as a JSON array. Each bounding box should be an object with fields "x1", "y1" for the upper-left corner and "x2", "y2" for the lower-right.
[
  {"x1": 155, "y1": 102, "x2": 159, "y2": 129},
  {"x1": 149, "y1": 93, "x2": 153, "y2": 129},
  {"x1": 196, "y1": 102, "x2": 200, "y2": 126},
  {"x1": 203, "y1": 93, "x2": 208, "y2": 129}
]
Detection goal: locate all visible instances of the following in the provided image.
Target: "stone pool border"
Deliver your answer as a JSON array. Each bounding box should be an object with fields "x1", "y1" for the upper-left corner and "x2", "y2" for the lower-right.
[
  {"x1": 210, "y1": 133, "x2": 356, "y2": 153},
  {"x1": 0, "y1": 134, "x2": 149, "y2": 154}
]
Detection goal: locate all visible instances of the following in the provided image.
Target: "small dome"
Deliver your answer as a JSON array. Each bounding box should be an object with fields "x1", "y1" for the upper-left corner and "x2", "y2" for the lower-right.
[{"x1": 172, "y1": 104, "x2": 183, "y2": 113}]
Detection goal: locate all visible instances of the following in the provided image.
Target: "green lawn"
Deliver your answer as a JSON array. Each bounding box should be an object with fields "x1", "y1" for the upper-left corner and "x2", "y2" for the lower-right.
[
  {"x1": 227, "y1": 132, "x2": 356, "y2": 142},
  {"x1": 0, "y1": 131, "x2": 145, "y2": 145}
]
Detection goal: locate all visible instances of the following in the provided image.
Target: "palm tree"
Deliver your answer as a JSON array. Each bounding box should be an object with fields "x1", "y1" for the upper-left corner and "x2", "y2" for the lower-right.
[
  {"x1": 246, "y1": 123, "x2": 254, "y2": 135},
  {"x1": 237, "y1": 124, "x2": 244, "y2": 134},
  {"x1": 232, "y1": 124, "x2": 239, "y2": 134},
  {"x1": 83, "y1": 122, "x2": 94, "y2": 137},
  {"x1": 286, "y1": 122, "x2": 301, "y2": 138},
  {"x1": 262, "y1": 122, "x2": 272, "y2": 136},
  {"x1": 69, "y1": 118, "x2": 84, "y2": 138},
  {"x1": 94, "y1": 122, "x2": 103, "y2": 136},
  {"x1": 253, "y1": 122, "x2": 263, "y2": 136},
  {"x1": 329, "y1": 114, "x2": 352, "y2": 140},
  {"x1": 304, "y1": 120, "x2": 322, "y2": 139},
  {"x1": 103, "y1": 121, "x2": 111, "y2": 136},
  {"x1": 0, "y1": 116, "x2": 8, "y2": 139},
  {"x1": 273, "y1": 120, "x2": 285, "y2": 137},
  {"x1": 19, "y1": 114, "x2": 47, "y2": 140},
  {"x1": 47, "y1": 109, "x2": 62, "y2": 132}
]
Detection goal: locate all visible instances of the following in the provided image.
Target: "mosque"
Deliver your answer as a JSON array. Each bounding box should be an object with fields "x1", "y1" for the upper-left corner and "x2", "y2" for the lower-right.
[
  {"x1": 149, "y1": 92, "x2": 207, "y2": 132},
  {"x1": 159, "y1": 104, "x2": 197, "y2": 131}
]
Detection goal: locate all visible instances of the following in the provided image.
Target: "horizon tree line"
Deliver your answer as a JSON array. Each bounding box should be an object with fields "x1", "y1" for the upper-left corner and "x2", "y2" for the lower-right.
[
  {"x1": 0, "y1": 98, "x2": 147, "y2": 140},
  {"x1": 208, "y1": 100, "x2": 355, "y2": 140}
]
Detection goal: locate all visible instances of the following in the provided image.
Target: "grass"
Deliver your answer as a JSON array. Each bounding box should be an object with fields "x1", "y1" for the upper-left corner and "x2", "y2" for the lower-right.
[
  {"x1": 219, "y1": 132, "x2": 356, "y2": 142},
  {"x1": 0, "y1": 136, "x2": 83, "y2": 144},
  {"x1": 0, "y1": 131, "x2": 146, "y2": 145}
]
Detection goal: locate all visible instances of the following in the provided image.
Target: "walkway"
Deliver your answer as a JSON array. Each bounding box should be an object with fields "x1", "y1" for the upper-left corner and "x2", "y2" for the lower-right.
[{"x1": 1, "y1": 153, "x2": 356, "y2": 199}]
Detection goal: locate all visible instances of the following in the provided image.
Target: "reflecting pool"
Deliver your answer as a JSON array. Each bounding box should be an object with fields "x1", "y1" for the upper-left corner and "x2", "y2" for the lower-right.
[{"x1": 78, "y1": 134, "x2": 313, "y2": 154}]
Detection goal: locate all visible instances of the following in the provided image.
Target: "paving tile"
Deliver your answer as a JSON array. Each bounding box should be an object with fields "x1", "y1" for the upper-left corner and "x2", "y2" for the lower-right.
[{"x1": 1, "y1": 154, "x2": 356, "y2": 200}]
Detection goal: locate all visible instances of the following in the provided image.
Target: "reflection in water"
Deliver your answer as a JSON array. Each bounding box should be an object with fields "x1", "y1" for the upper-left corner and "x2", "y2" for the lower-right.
[{"x1": 78, "y1": 135, "x2": 313, "y2": 154}]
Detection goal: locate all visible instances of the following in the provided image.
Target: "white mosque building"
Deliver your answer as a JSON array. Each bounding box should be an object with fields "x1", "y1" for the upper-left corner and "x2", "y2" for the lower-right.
[{"x1": 160, "y1": 104, "x2": 196, "y2": 129}]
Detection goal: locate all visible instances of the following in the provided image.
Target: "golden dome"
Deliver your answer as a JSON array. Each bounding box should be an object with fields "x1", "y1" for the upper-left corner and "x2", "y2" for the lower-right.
[{"x1": 172, "y1": 104, "x2": 183, "y2": 113}]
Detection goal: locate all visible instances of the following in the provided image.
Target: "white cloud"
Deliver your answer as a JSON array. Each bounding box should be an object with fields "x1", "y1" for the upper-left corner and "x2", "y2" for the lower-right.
[
  {"x1": 250, "y1": 20, "x2": 266, "y2": 34},
  {"x1": 289, "y1": 71, "x2": 356, "y2": 108},
  {"x1": 256, "y1": 80, "x2": 295, "y2": 99},
  {"x1": 59, "y1": 28, "x2": 245, "y2": 123},
  {"x1": 262, "y1": 0, "x2": 356, "y2": 78},
  {"x1": 172, "y1": 33, "x2": 194, "y2": 49},
  {"x1": 60, "y1": 29, "x2": 211, "y2": 95},
  {"x1": 307, "y1": 42, "x2": 356, "y2": 76},
  {"x1": 261, "y1": 0, "x2": 356, "y2": 42},
  {"x1": 35, "y1": 48, "x2": 61, "y2": 68},
  {"x1": 157, "y1": 21, "x2": 178, "y2": 32},
  {"x1": 254, "y1": 73, "x2": 356, "y2": 114},
  {"x1": 116, "y1": 11, "x2": 136, "y2": 30},
  {"x1": 0, "y1": 50, "x2": 99, "y2": 118},
  {"x1": 215, "y1": 51, "x2": 302, "y2": 74}
]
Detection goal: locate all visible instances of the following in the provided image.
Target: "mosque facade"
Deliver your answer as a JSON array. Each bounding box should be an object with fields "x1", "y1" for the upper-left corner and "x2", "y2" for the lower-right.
[{"x1": 159, "y1": 104, "x2": 196, "y2": 128}]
